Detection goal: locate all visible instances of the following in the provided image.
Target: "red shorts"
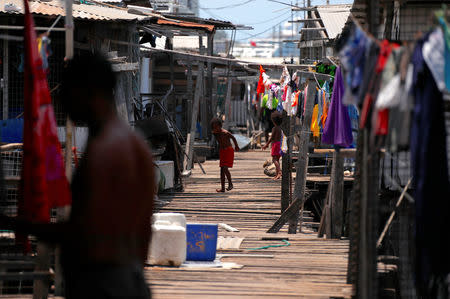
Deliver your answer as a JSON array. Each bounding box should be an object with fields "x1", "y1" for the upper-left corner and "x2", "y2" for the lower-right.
[
  {"x1": 271, "y1": 141, "x2": 281, "y2": 158},
  {"x1": 219, "y1": 146, "x2": 234, "y2": 168}
]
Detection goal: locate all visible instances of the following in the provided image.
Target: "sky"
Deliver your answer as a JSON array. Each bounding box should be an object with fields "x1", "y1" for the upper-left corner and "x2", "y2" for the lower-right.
[{"x1": 198, "y1": 0, "x2": 354, "y2": 43}]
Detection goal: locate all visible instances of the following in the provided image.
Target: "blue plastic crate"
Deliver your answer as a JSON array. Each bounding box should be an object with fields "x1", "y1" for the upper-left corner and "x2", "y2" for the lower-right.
[
  {"x1": 0, "y1": 119, "x2": 24, "y2": 143},
  {"x1": 186, "y1": 224, "x2": 218, "y2": 261}
]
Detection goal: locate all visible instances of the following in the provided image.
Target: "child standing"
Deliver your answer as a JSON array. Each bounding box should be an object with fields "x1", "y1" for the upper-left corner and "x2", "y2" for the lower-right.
[
  {"x1": 211, "y1": 118, "x2": 240, "y2": 192},
  {"x1": 262, "y1": 111, "x2": 283, "y2": 180}
]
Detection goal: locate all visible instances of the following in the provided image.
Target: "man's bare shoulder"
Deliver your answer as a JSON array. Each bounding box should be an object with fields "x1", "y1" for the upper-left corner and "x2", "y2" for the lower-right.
[{"x1": 88, "y1": 120, "x2": 151, "y2": 164}]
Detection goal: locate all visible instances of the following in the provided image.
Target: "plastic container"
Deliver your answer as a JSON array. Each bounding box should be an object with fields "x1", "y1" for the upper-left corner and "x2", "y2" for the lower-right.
[
  {"x1": 148, "y1": 213, "x2": 186, "y2": 266},
  {"x1": 153, "y1": 213, "x2": 186, "y2": 228},
  {"x1": 186, "y1": 224, "x2": 218, "y2": 261},
  {"x1": 154, "y1": 161, "x2": 174, "y2": 190}
]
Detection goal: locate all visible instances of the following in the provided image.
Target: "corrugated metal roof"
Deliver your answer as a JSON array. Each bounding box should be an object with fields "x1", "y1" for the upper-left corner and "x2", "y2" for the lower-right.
[
  {"x1": 0, "y1": 0, "x2": 152, "y2": 21},
  {"x1": 316, "y1": 4, "x2": 351, "y2": 39}
]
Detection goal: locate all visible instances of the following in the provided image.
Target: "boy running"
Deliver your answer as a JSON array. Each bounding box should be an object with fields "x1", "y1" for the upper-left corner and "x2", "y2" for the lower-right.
[
  {"x1": 262, "y1": 111, "x2": 283, "y2": 180},
  {"x1": 211, "y1": 118, "x2": 240, "y2": 192}
]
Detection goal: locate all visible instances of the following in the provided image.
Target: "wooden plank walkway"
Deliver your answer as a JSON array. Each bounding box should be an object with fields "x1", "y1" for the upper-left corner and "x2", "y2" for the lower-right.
[{"x1": 146, "y1": 151, "x2": 352, "y2": 299}]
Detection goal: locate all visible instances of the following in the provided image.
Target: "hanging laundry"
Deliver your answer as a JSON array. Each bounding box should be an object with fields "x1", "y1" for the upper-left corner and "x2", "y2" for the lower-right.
[
  {"x1": 317, "y1": 88, "x2": 323, "y2": 124},
  {"x1": 355, "y1": 39, "x2": 380, "y2": 106},
  {"x1": 374, "y1": 42, "x2": 400, "y2": 136},
  {"x1": 316, "y1": 63, "x2": 336, "y2": 92},
  {"x1": 339, "y1": 23, "x2": 369, "y2": 105},
  {"x1": 438, "y1": 16, "x2": 450, "y2": 91},
  {"x1": 410, "y1": 32, "x2": 450, "y2": 297},
  {"x1": 320, "y1": 89, "x2": 329, "y2": 128},
  {"x1": 267, "y1": 89, "x2": 273, "y2": 110},
  {"x1": 310, "y1": 103, "x2": 320, "y2": 138},
  {"x1": 359, "y1": 40, "x2": 397, "y2": 131},
  {"x1": 257, "y1": 65, "x2": 266, "y2": 95},
  {"x1": 280, "y1": 66, "x2": 290, "y2": 87},
  {"x1": 261, "y1": 94, "x2": 268, "y2": 109},
  {"x1": 422, "y1": 27, "x2": 446, "y2": 92},
  {"x1": 18, "y1": 0, "x2": 71, "y2": 252},
  {"x1": 347, "y1": 105, "x2": 359, "y2": 148},
  {"x1": 322, "y1": 67, "x2": 353, "y2": 148},
  {"x1": 291, "y1": 90, "x2": 300, "y2": 116},
  {"x1": 262, "y1": 72, "x2": 272, "y2": 88},
  {"x1": 37, "y1": 34, "x2": 52, "y2": 70}
]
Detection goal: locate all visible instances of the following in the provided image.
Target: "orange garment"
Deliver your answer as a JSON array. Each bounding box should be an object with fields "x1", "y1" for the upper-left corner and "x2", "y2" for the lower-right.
[
  {"x1": 311, "y1": 104, "x2": 320, "y2": 138},
  {"x1": 321, "y1": 92, "x2": 329, "y2": 127},
  {"x1": 292, "y1": 91, "x2": 300, "y2": 107}
]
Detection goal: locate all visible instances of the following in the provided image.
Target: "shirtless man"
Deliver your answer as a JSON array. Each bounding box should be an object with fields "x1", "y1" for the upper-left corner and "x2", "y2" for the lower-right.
[
  {"x1": 1, "y1": 53, "x2": 154, "y2": 298},
  {"x1": 211, "y1": 118, "x2": 239, "y2": 192}
]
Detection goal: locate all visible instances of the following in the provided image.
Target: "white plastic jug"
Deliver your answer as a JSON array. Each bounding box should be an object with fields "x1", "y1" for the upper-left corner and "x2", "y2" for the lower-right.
[{"x1": 148, "y1": 213, "x2": 186, "y2": 266}]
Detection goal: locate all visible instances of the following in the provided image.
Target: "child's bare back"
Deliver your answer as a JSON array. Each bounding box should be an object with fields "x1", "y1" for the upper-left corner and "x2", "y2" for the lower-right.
[{"x1": 214, "y1": 129, "x2": 234, "y2": 149}]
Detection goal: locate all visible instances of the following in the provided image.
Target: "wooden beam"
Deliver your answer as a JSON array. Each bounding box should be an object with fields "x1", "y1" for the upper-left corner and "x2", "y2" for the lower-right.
[
  {"x1": 289, "y1": 18, "x2": 322, "y2": 22},
  {"x1": 314, "y1": 148, "x2": 356, "y2": 158},
  {"x1": 186, "y1": 61, "x2": 193, "y2": 129},
  {"x1": 184, "y1": 65, "x2": 203, "y2": 173},
  {"x1": 376, "y1": 178, "x2": 413, "y2": 248},
  {"x1": 292, "y1": 7, "x2": 317, "y2": 11},
  {"x1": 206, "y1": 33, "x2": 214, "y2": 138},
  {"x1": 299, "y1": 40, "x2": 327, "y2": 48},
  {"x1": 33, "y1": 242, "x2": 51, "y2": 298},
  {"x1": 0, "y1": 25, "x2": 66, "y2": 31},
  {"x1": 318, "y1": 176, "x2": 331, "y2": 238},
  {"x1": 300, "y1": 27, "x2": 326, "y2": 31},
  {"x1": 111, "y1": 62, "x2": 139, "y2": 72},
  {"x1": 191, "y1": 70, "x2": 250, "y2": 78},
  {"x1": 330, "y1": 149, "x2": 344, "y2": 239},
  {"x1": 267, "y1": 192, "x2": 312, "y2": 233},
  {"x1": 281, "y1": 114, "x2": 291, "y2": 214},
  {"x1": 222, "y1": 77, "x2": 233, "y2": 130}
]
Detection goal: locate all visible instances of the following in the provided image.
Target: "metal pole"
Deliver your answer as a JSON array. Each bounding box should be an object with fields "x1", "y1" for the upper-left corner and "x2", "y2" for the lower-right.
[
  {"x1": 2, "y1": 39, "x2": 8, "y2": 120},
  {"x1": 55, "y1": 1, "x2": 75, "y2": 296}
]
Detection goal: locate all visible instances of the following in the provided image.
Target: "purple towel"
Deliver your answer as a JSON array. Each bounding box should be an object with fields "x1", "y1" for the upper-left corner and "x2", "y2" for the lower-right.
[{"x1": 322, "y1": 67, "x2": 353, "y2": 148}]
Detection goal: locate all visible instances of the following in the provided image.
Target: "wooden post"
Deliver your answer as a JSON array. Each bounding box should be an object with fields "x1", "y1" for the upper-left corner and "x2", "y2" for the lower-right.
[
  {"x1": 184, "y1": 64, "x2": 203, "y2": 173},
  {"x1": 2, "y1": 39, "x2": 8, "y2": 120},
  {"x1": 281, "y1": 114, "x2": 290, "y2": 213},
  {"x1": 358, "y1": 128, "x2": 381, "y2": 299},
  {"x1": 186, "y1": 61, "x2": 193, "y2": 130},
  {"x1": 53, "y1": 1, "x2": 75, "y2": 297},
  {"x1": 244, "y1": 83, "x2": 250, "y2": 136},
  {"x1": 222, "y1": 77, "x2": 233, "y2": 130},
  {"x1": 331, "y1": 149, "x2": 344, "y2": 239},
  {"x1": 198, "y1": 35, "x2": 208, "y2": 138},
  {"x1": 201, "y1": 68, "x2": 208, "y2": 140},
  {"x1": 206, "y1": 33, "x2": 214, "y2": 137},
  {"x1": 318, "y1": 178, "x2": 331, "y2": 238},
  {"x1": 33, "y1": 242, "x2": 50, "y2": 299},
  {"x1": 199, "y1": 35, "x2": 204, "y2": 55},
  {"x1": 288, "y1": 80, "x2": 315, "y2": 233}
]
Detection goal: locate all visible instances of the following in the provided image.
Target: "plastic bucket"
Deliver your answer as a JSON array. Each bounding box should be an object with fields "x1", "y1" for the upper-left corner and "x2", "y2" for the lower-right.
[{"x1": 186, "y1": 224, "x2": 218, "y2": 261}]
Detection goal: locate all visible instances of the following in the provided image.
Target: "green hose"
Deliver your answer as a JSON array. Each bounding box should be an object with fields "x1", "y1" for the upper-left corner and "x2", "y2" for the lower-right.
[{"x1": 247, "y1": 239, "x2": 290, "y2": 250}]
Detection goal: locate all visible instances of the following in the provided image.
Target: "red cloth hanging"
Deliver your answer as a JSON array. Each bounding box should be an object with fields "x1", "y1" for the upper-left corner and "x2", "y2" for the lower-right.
[
  {"x1": 256, "y1": 65, "x2": 266, "y2": 95},
  {"x1": 18, "y1": 0, "x2": 71, "y2": 250},
  {"x1": 360, "y1": 40, "x2": 399, "y2": 131},
  {"x1": 375, "y1": 109, "x2": 389, "y2": 135}
]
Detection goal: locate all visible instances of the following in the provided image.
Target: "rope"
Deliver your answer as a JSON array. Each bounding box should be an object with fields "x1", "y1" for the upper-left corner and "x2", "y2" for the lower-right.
[{"x1": 247, "y1": 239, "x2": 290, "y2": 250}]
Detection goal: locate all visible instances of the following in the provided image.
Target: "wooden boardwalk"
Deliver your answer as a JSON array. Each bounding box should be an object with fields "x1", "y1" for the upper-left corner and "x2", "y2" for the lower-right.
[{"x1": 146, "y1": 151, "x2": 352, "y2": 299}]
